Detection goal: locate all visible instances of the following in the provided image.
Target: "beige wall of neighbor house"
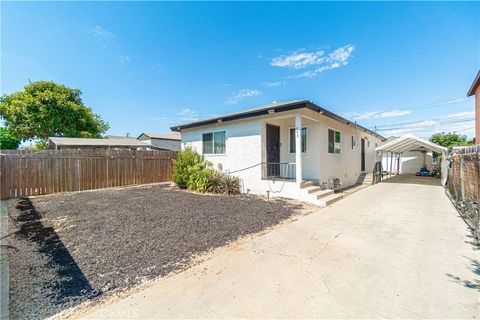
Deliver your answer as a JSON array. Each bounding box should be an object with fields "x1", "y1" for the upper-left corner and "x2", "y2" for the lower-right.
[
  {"x1": 467, "y1": 70, "x2": 480, "y2": 141},
  {"x1": 137, "y1": 133, "x2": 181, "y2": 151},
  {"x1": 180, "y1": 108, "x2": 382, "y2": 202},
  {"x1": 475, "y1": 85, "x2": 480, "y2": 141}
]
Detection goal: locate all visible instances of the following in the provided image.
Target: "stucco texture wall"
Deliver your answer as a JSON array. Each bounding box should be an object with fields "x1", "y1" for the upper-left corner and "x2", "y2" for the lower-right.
[{"x1": 180, "y1": 109, "x2": 383, "y2": 195}]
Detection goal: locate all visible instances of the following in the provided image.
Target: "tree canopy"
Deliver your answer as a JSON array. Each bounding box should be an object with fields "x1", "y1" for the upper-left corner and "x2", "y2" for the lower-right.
[
  {"x1": 0, "y1": 81, "x2": 109, "y2": 143},
  {"x1": 0, "y1": 127, "x2": 20, "y2": 150},
  {"x1": 429, "y1": 132, "x2": 471, "y2": 149}
]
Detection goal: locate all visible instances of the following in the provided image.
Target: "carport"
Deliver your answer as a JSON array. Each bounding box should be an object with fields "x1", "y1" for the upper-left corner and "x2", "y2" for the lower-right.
[{"x1": 376, "y1": 134, "x2": 448, "y2": 184}]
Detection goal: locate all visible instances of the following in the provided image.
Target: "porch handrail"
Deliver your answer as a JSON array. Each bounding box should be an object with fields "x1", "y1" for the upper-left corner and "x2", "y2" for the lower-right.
[{"x1": 262, "y1": 162, "x2": 296, "y2": 180}]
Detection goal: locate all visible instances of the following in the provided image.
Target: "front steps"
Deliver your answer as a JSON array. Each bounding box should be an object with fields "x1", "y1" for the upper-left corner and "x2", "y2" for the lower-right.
[
  {"x1": 356, "y1": 172, "x2": 374, "y2": 185},
  {"x1": 299, "y1": 180, "x2": 343, "y2": 207}
]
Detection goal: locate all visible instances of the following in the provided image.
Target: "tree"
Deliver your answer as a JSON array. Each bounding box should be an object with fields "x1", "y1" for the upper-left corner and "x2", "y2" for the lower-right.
[
  {"x1": 0, "y1": 81, "x2": 109, "y2": 144},
  {"x1": 0, "y1": 127, "x2": 20, "y2": 150},
  {"x1": 429, "y1": 132, "x2": 471, "y2": 149}
]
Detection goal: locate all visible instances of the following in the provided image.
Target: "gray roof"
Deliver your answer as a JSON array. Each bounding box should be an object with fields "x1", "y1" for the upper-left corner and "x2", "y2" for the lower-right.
[
  {"x1": 48, "y1": 137, "x2": 152, "y2": 148},
  {"x1": 105, "y1": 135, "x2": 136, "y2": 139},
  {"x1": 171, "y1": 100, "x2": 385, "y2": 140},
  {"x1": 137, "y1": 132, "x2": 181, "y2": 140}
]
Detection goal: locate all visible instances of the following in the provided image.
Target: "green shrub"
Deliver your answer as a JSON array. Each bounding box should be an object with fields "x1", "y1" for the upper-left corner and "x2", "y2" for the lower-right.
[
  {"x1": 207, "y1": 170, "x2": 225, "y2": 194},
  {"x1": 172, "y1": 147, "x2": 205, "y2": 188},
  {"x1": 221, "y1": 174, "x2": 240, "y2": 195},
  {"x1": 173, "y1": 147, "x2": 240, "y2": 195},
  {"x1": 208, "y1": 171, "x2": 240, "y2": 195},
  {"x1": 186, "y1": 163, "x2": 214, "y2": 192}
]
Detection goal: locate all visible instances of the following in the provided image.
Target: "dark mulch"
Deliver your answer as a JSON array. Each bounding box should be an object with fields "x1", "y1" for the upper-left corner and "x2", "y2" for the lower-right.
[{"x1": 6, "y1": 184, "x2": 307, "y2": 319}]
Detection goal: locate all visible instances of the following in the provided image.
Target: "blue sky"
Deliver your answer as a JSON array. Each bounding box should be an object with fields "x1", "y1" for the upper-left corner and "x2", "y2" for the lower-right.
[{"x1": 2, "y1": 1, "x2": 479, "y2": 139}]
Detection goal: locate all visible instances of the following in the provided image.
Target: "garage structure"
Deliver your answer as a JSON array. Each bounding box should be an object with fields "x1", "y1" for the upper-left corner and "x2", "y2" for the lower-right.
[{"x1": 376, "y1": 134, "x2": 448, "y2": 184}]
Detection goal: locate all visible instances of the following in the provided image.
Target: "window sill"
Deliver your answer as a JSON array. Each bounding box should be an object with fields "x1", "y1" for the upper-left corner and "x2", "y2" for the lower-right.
[{"x1": 203, "y1": 153, "x2": 227, "y2": 157}]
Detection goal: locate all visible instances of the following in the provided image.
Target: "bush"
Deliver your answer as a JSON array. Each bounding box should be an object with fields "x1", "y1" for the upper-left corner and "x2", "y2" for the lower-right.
[
  {"x1": 208, "y1": 171, "x2": 240, "y2": 195},
  {"x1": 221, "y1": 174, "x2": 240, "y2": 195},
  {"x1": 186, "y1": 163, "x2": 214, "y2": 193},
  {"x1": 172, "y1": 147, "x2": 206, "y2": 188},
  {"x1": 0, "y1": 127, "x2": 20, "y2": 150},
  {"x1": 173, "y1": 147, "x2": 240, "y2": 195}
]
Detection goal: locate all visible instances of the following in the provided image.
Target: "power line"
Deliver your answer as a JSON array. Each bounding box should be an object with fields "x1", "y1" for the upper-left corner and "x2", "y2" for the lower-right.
[
  {"x1": 377, "y1": 118, "x2": 475, "y2": 132},
  {"x1": 373, "y1": 114, "x2": 475, "y2": 129}
]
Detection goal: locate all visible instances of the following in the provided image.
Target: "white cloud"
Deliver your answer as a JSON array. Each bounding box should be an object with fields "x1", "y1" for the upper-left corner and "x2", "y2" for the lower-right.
[
  {"x1": 227, "y1": 89, "x2": 262, "y2": 104},
  {"x1": 116, "y1": 55, "x2": 130, "y2": 64},
  {"x1": 90, "y1": 25, "x2": 115, "y2": 40},
  {"x1": 271, "y1": 50, "x2": 326, "y2": 69},
  {"x1": 263, "y1": 81, "x2": 284, "y2": 88},
  {"x1": 271, "y1": 44, "x2": 355, "y2": 80},
  {"x1": 376, "y1": 112, "x2": 476, "y2": 138},
  {"x1": 443, "y1": 111, "x2": 475, "y2": 119},
  {"x1": 346, "y1": 109, "x2": 411, "y2": 120},
  {"x1": 178, "y1": 108, "x2": 199, "y2": 122}
]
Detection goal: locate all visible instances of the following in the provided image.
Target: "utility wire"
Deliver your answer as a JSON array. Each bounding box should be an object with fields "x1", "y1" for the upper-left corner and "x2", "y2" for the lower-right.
[
  {"x1": 373, "y1": 114, "x2": 475, "y2": 129},
  {"x1": 377, "y1": 118, "x2": 475, "y2": 131}
]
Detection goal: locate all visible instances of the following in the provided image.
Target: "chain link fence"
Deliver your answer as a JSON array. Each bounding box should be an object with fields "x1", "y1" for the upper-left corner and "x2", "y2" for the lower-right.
[{"x1": 447, "y1": 145, "x2": 480, "y2": 240}]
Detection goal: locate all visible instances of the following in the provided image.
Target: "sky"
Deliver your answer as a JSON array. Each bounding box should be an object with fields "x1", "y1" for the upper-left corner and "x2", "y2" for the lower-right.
[{"x1": 2, "y1": 1, "x2": 479, "y2": 139}]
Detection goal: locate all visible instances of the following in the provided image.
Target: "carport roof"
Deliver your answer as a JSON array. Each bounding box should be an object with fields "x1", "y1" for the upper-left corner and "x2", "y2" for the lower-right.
[{"x1": 376, "y1": 134, "x2": 447, "y2": 154}]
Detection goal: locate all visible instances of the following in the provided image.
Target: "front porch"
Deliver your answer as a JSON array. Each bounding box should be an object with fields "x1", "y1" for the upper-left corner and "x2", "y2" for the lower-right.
[{"x1": 260, "y1": 111, "x2": 315, "y2": 184}]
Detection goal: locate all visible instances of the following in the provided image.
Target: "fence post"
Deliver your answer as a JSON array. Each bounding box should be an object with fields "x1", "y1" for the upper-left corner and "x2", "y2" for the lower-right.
[{"x1": 460, "y1": 157, "x2": 465, "y2": 202}]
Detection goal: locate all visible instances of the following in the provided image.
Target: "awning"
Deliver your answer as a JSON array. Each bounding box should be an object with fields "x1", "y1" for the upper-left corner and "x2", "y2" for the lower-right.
[
  {"x1": 376, "y1": 134, "x2": 448, "y2": 185},
  {"x1": 376, "y1": 134, "x2": 447, "y2": 155}
]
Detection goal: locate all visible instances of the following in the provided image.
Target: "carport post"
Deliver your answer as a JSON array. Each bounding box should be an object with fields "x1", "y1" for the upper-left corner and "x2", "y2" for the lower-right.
[{"x1": 390, "y1": 152, "x2": 394, "y2": 176}]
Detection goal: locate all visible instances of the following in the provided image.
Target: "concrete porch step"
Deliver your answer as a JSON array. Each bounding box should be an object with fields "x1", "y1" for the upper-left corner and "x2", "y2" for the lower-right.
[
  {"x1": 314, "y1": 189, "x2": 334, "y2": 199},
  {"x1": 322, "y1": 193, "x2": 344, "y2": 206},
  {"x1": 300, "y1": 180, "x2": 317, "y2": 188},
  {"x1": 304, "y1": 186, "x2": 322, "y2": 194}
]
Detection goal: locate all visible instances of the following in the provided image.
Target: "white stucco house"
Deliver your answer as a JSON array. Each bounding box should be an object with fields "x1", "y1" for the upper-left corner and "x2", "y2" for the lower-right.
[
  {"x1": 137, "y1": 132, "x2": 181, "y2": 151},
  {"x1": 171, "y1": 100, "x2": 385, "y2": 206}
]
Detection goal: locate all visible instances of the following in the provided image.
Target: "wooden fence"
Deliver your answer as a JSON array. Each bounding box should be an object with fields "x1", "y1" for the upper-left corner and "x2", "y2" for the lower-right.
[{"x1": 0, "y1": 149, "x2": 177, "y2": 199}]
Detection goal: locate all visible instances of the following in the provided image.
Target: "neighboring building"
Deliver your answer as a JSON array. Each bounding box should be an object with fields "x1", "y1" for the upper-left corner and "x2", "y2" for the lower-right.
[
  {"x1": 467, "y1": 70, "x2": 480, "y2": 142},
  {"x1": 171, "y1": 100, "x2": 385, "y2": 206},
  {"x1": 47, "y1": 137, "x2": 158, "y2": 150},
  {"x1": 137, "y1": 132, "x2": 181, "y2": 151},
  {"x1": 105, "y1": 134, "x2": 134, "y2": 139}
]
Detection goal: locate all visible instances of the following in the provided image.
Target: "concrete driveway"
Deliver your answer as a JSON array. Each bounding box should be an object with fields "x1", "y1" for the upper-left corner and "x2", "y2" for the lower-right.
[{"x1": 84, "y1": 175, "x2": 479, "y2": 319}]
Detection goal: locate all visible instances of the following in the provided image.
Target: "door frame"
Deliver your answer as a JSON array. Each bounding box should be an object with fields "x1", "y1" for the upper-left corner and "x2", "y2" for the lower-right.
[
  {"x1": 361, "y1": 138, "x2": 366, "y2": 172},
  {"x1": 266, "y1": 124, "x2": 281, "y2": 176}
]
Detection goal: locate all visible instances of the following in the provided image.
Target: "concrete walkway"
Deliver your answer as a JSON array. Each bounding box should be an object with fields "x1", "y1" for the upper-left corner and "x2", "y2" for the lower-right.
[{"x1": 84, "y1": 175, "x2": 479, "y2": 319}]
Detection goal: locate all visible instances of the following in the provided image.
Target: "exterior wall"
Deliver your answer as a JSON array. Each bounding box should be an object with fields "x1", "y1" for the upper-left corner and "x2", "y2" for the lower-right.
[
  {"x1": 180, "y1": 109, "x2": 383, "y2": 199},
  {"x1": 476, "y1": 86, "x2": 480, "y2": 141},
  {"x1": 138, "y1": 137, "x2": 181, "y2": 151},
  {"x1": 314, "y1": 113, "x2": 382, "y2": 188},
  {"x1": 181, "y1": 119, "x2": 266, "y2": 195},
  {"x1": 149, "y1": 138, "x2": 181, "y2": 151}
]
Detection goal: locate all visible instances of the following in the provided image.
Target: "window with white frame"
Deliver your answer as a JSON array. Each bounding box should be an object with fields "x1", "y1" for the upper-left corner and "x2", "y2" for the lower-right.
[
  {"x1": 351, "y1": 135, "x2": 357, "y2": 150},
  {"x1": 202, "y1": 131, "x2": 226, "y2": 154},
  {"x1": 328, "y1": 129, "x2": 341, "y2": 154},
  {"x1": 289, "y1": 127, "x2": 307, "y2": 153}
]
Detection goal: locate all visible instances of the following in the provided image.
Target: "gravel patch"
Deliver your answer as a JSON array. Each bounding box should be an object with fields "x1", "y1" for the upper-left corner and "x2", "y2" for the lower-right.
[{"x1": 7, "y1": 183, "x2": 310, "y2": 319}]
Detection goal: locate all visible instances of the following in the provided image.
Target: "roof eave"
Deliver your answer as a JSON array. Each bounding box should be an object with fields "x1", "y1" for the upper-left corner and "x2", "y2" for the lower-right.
[
  {"x1": 170, "y1": 100, "x2": 309, "y2": 132},
  {"x1": 467, "y1": 71, "x2": 480, "y2": 97},
  {"x1": 171, "y1": 100, "x2": 385, "y2": 141}
]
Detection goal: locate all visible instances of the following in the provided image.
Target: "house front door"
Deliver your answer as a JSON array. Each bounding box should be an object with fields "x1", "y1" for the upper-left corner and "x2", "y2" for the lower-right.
[
  {"x1": 361, "y1": 138, "x2": 366, "y2": 172},
  {"x1": 266, "y1": 124, "x2": 280, "y2": 176}
]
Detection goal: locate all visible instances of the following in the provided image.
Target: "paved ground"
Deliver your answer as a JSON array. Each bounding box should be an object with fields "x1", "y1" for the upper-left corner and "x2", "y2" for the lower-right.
[{"x1": 83, "y1": 175, "x2": 480, "y2": 319}]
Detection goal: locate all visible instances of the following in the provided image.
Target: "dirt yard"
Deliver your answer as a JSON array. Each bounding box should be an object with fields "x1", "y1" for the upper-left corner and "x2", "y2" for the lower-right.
[{"x1": 6, "y1": 183, "x2": 311, "y2": 319}]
